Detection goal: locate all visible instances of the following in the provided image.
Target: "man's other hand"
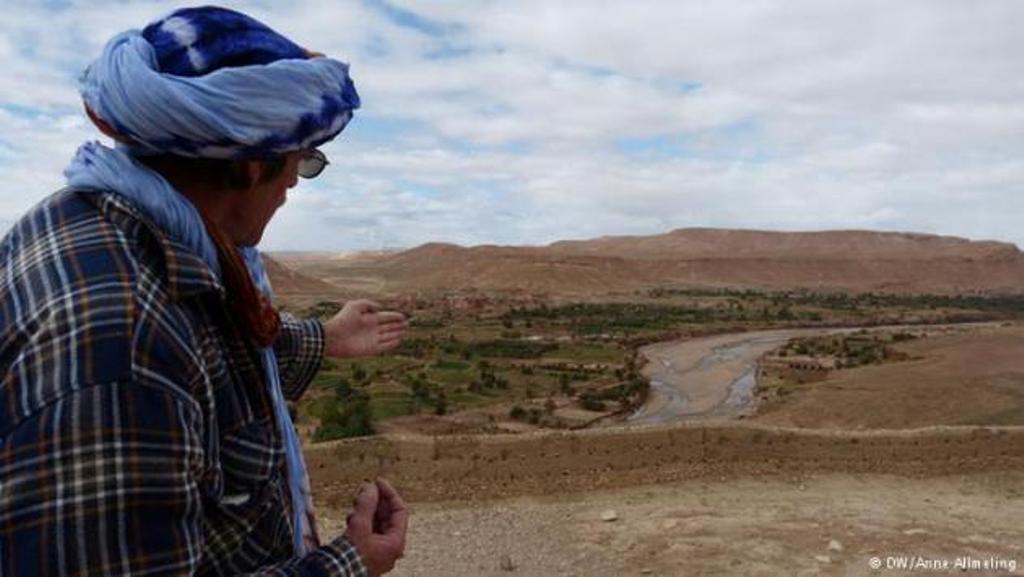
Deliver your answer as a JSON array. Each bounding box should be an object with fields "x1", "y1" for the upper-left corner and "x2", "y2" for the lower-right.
[{"x1": 344, "y1": 479, "x2": 409, "y2": 577}]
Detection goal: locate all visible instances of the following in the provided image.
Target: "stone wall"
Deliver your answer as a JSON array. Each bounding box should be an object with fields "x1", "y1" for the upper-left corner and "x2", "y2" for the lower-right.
[{"x1": 304, "y1": 423, "x2": 1024, "y2": 505}]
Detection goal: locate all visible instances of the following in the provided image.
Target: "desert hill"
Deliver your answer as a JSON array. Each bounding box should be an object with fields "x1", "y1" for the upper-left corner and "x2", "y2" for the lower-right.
[
  {"x1": 547, "y1": 228, "x2": 1019, "y2": 260},
  {"x1": 262, "y1": 254, "x2": 371, "y2": 306},
  {"x1": 273, "y1": 228, "x2": 1024, "y2": 296}
]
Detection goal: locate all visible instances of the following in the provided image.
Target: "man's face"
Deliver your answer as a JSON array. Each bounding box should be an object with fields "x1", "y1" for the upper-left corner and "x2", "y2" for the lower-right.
[{"x1": 232, "y1": 153, "x2": 302, "y2": 246}]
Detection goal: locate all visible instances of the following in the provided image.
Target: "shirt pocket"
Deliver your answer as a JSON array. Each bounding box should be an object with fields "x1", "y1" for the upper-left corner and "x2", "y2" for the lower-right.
[
  {"x1": 218, "y1": 419, "x2": 285, "y2": 510},
  {"x1": 199, "y1": 419, "x2": 294, "y2": 572}
]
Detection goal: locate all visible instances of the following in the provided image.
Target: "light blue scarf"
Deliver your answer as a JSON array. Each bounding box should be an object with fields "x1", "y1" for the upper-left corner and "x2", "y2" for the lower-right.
[{"x1": 66, "y1": 142, "x2": 318, "y2": 555}]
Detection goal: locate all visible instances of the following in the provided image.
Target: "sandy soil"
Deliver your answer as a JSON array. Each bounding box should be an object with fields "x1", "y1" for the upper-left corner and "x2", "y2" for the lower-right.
[
  {"x1": 753, "y1": 324, "x2": 1024, "y2": 429},
  {"x1": 316, "y1": 472, "x2": 1024, "y2": 577}
]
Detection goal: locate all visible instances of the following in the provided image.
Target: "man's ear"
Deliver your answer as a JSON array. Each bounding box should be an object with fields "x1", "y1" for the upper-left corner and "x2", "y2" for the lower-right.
[{"x1": 242, "y1": 160, "x2": 263, "y2": 190}]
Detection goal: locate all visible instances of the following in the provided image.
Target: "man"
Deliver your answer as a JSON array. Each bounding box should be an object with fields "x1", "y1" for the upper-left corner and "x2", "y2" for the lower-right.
[{"x1": 0, "y1": 7, "x2": 407, "y2": 576}]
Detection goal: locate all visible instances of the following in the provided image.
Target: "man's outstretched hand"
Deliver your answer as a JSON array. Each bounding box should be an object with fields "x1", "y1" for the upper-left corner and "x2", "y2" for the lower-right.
[
  {"x1": 345, "y1": 479, "x2": 409, "y2": 577},
  {"x1": 324, "y1": 300, "x2": 408, "y2": 358}
]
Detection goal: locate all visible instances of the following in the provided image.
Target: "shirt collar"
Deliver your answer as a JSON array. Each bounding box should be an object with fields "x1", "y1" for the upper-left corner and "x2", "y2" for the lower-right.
[{"x1": 96, "y1": 191, "x2": 225, "y2": 301}]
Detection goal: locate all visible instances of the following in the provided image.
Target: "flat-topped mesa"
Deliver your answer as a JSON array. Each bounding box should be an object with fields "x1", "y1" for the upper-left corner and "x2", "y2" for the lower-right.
[
  {"x1": 272, "y1": 228, "x2": 1024, "y2": 296},
  {"x1": 546, "y1": 228, "x2": 1023, "y2": 261}
]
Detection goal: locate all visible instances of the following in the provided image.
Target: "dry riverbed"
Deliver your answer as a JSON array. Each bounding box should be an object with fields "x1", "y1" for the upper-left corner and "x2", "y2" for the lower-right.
[{"x1": 629, "y1": 322, "x2": 1019, "y2": 428}]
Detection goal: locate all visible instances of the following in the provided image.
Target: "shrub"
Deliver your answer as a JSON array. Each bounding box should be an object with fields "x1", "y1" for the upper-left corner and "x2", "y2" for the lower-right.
[
  {"x1": 433, "y1": 393, "x2": 448, "y2": 416},
  {"x1": 313, "y1": 390, "x2": 374, "y2": 442},
  {"x1": 578, "y1": 393, "x2": 606, "y2": 412}
]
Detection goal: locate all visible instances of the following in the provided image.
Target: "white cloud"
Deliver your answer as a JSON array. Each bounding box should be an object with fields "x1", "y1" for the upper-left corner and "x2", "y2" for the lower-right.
[{"x1": 1, "y1": 0, "x2": 1022, "y2": 251}]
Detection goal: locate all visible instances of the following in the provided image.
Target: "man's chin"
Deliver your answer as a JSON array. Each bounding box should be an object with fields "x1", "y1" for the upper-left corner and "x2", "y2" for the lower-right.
[{"x1": 239, "y1": 230, "x2": 266, "y2": 248}]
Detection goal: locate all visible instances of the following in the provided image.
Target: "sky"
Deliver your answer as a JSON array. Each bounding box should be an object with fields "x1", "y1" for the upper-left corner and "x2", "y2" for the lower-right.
[{"x1": 1, "y1": 0, "x2": 1023, "y2": 251}]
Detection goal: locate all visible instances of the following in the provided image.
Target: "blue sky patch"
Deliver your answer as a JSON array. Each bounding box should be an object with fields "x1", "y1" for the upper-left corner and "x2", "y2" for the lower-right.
[
  {"x1": 615, "y1": 134, "x2": 691, "y2": 158},
  {"x1": 363, "y1": 0, "x2": 453, "y2": 37}
]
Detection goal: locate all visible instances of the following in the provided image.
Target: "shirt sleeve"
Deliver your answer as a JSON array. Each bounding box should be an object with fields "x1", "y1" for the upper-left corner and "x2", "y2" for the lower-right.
[
  {"x1": 247, "y1": 537, "x2": 368, "y2": 577},
  {"x1": 0, "y1": 381, "x2": 366, "y2": 577},
  {"x1": 273, "y1": 312, "x2": 326, "y2": 402}
]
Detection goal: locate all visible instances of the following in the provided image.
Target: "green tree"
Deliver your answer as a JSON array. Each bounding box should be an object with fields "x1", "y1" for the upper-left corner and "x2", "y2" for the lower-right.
[
  {"x1": 350, "y1": 363, "x2": 368, "y2": 383},
  {"x1": 433, "y1": 392, "x2": 448, "y2": 416},
  {"x1": 314, "y1": 387, "x2": 374, "y2": 442}
]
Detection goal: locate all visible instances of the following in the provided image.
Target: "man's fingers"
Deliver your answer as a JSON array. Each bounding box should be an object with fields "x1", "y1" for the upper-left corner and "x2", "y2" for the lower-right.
[
  {"x1": 379, "y1": 323, "x2": 407, "y2": 334},
  {"x1": 347, "y1": 482, "x2": 379, "y2": 533},
  {"x1": 378, "y1": 338, "x2": 401, "y2": 352},
  {"x1": 379, "y1": 326, "x2": 407, "y2": 340},
  {"x1": 354, "y1": 482, "x2": 379, "y2": 512},
  {"x1": 376, "y1": 478, "x2": 409, "y2": 539},
  {"x1": 379, "y1": 334, "x2": 403, "y2": 347},
  {"x1": 376, "y1": 479, "x2": 408, "y2": 514},
  {"x1": 377, "y1": 311, "x2": 406, "y2": 324},
  {"x1": 385, "y1": 503, "x2": 409, "y2": 544}
]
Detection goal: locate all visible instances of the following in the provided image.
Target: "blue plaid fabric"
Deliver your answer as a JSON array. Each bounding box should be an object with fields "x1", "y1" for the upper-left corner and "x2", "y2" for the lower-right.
[{"x1": 0, "y1": 189, "x2": 366, "y2": 576}]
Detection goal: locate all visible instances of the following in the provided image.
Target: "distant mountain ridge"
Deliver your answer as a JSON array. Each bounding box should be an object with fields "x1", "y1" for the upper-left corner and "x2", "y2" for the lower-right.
[
  {"x1": 545, "y1": 228, "x2": 1020, "y2": 260},
  {"x1": 272, "y1": 228, "x2": 1024, "y2": 296}
]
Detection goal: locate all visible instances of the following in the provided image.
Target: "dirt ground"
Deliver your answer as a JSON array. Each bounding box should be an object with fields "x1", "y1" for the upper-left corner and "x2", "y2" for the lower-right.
[
  {"x1": 305, "y1": 424, "x2": 1022, "y2": 576},
  {"x1": 317, "y1": 471, "x2": 1024, "y2": 577},
  {"x1": 753, "y1": 324, "x2": 1024, "y2": 429}
]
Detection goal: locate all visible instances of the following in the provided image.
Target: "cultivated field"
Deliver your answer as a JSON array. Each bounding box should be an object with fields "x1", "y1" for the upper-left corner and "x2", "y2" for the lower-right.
[{"x1": 289, "y1": 290, "x2": 1024, "y2": 441}]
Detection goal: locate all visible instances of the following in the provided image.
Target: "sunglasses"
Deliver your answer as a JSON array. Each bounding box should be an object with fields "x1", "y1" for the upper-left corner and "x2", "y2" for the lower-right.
[{"x1": 298, "y1": 148, "x2": 329, "y2": 179}]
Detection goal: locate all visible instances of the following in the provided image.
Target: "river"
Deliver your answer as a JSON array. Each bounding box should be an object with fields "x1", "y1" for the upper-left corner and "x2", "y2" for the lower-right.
[{"x1": 625, "y1": 322, "x2": 997, "y2": 425}]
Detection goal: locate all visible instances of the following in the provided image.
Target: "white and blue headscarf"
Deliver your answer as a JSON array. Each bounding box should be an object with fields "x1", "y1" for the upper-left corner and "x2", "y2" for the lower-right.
[
  {"x1": 65, "y1": 6, "x2": 358, "y2": 556},
  {"x1": 79, "y1": 6, "x2": 359, "y2": 158}
]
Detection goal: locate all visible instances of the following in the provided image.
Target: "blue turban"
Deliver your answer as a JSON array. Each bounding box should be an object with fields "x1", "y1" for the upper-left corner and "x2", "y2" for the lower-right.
[{"x1": 79, "y1": 6, "x2": 360, "y2": 158}]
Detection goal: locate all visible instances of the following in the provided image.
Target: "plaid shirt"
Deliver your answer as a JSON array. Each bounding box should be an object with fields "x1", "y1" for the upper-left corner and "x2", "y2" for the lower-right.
[{"x1": 0, "y1": 189, "x2": 366, "y2": 576}]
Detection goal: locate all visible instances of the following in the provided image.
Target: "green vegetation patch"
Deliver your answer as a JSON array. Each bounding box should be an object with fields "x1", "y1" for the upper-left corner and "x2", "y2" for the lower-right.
[
  {"x1": 463, "y1": 339, "x2": 559, "y2": 359},
  {"x1": 298, "y1": 286, "x2": 1024, "y2": 435},
  {"x1": 776, "y1": 331, "x2": 917, "y2": 371},
  {"x1": 311, "y1": 376, "x2": 374, "y2": 442}
]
